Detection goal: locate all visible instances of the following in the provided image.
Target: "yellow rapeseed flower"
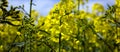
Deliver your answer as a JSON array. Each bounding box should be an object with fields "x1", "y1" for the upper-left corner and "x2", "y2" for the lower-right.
[
  {"x1": 0, "y1": 45, "x2": 3, "y2": 49},
  {"x1": 116, "y1": 39, "x2": 120, "y2": 44},
  {"x1": 0, "y1": 8, "x2": 3, "y2": 16},
  {"x1": 17, "y1": 32, "x2": 21, "y2": 35}
]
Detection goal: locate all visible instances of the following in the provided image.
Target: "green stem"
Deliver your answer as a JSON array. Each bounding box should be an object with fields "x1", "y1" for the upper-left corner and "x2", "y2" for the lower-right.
[
  {"x1": 29, "y1": 0, "x2": 33, "y2": 52},
  {"x1": 77, "y1": 0, "x2": 80, "y2": 52},
  {"x1": 43, "y1": 41, "x2": 56, "y2": 52},
  {"x1": 83, "y1": 31, "x2": 85, "y2": 52},
  {"x1": 115, "y1": 6, "x2": 120, "y2": 52},
  {"x1": 39, "y1": 29, "x2": 51, "y2": 35},
  {"x1": 89, "y1": 25, "x2": 113, "y2": 52},
  {"x1": 30, "y1": 0, "x2": 33, "y2": 18},
  {"x1": 7, "y1": 35, "x2": 18, "y2": 52},
  {"x1": 78, "y1": 0, "x2": 80, "y2": 11},
  {"x1": 59, "y1": 16, "x2": 62, "y2": 52},
  {"x1": 80, "y1": 19, "x2": 113, "y2": 52}
]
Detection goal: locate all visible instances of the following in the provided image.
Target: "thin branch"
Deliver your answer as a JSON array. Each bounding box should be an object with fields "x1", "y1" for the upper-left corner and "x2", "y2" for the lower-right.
[
  {"x1": 0, "y1": 20, "x2": 21, "y2": 26},
  {"x1": 43, "y1": 41, "x2": 56, "y2": 52},
  {"x1": 89, "y1": 25, "x2": 114, "y2": 52},
  {"x1": 7, "y1": 35, "x2": 18, "y2": 52},
  {"x1": 21, "y1": 7, "x2": 30, "y2": 16},
  {"x1": 30, "y1": 0, "x2": 33, "y2": 18},
  {"x1": 39, "y1": 29, "x2": 51, "y2": 35}
]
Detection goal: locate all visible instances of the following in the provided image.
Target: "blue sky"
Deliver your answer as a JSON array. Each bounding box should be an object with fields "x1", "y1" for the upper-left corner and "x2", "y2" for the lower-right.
[{"x1": 8, "y1": 0, "x2": 115, "y2": 16}]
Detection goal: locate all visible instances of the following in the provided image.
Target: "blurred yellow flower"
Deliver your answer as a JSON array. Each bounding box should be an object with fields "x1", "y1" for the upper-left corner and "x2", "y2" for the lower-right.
[
  {"x1": 51, "y1": 37, "x2": 59, "y2": 43},
  {"x1": 0, "y1": 45, "x2": 3, "y2": 51},
  {"x1": 92, "y1": 3, "x2": 104, "y2": 13},
  {"x1": 17, "y1": 32, "x2": 21, "y2": 35},
  {"x1": 116, "y1": 39, "x2": 120, "y2": 44},
  {"x1": 0, "y1": 8, "x2": 3, "y2": 16}
]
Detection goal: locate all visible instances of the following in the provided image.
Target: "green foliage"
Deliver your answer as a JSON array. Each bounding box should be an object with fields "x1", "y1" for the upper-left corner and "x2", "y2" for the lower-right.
[{"x1": 0, "y1": 0, "x2": 120, "y2": 52}]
